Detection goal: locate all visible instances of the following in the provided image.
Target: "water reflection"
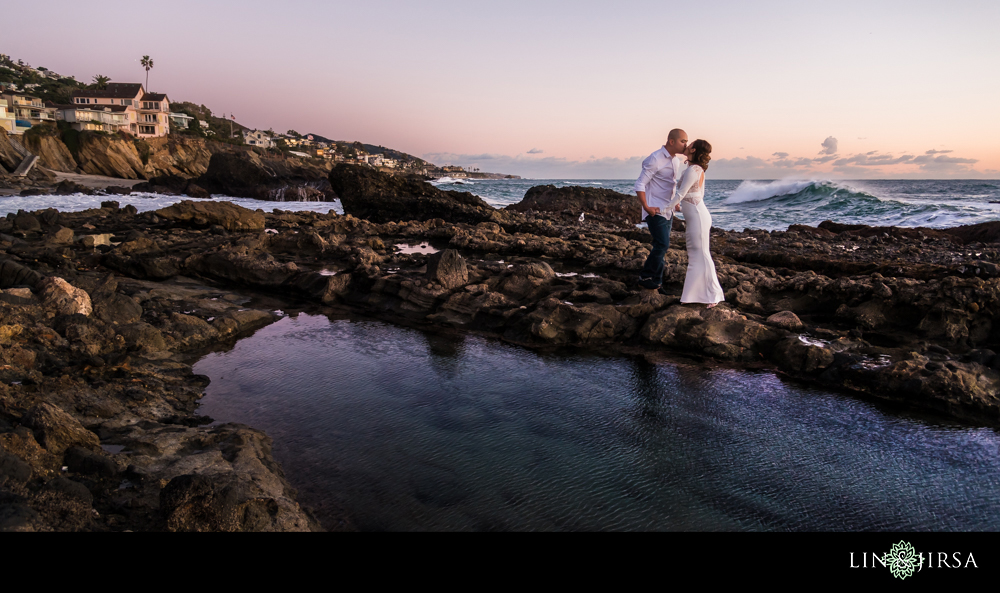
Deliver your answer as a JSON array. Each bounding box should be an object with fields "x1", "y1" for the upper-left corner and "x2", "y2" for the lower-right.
[{"x1": 194, "y1": 313, "x2": 1000, "y2": 531}]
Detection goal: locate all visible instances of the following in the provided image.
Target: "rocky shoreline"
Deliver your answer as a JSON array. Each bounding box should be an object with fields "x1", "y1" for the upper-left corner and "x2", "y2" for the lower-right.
[{"x1": 1, "y1": 162, "x2": 999, "y2": 531}]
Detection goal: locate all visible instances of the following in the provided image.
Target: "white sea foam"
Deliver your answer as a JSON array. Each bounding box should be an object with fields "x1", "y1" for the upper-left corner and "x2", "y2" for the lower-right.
[
  {"x1": 0, "y1": 192, "x2": 344, "y2": 217},
  {"x1": 430, "y1": 177, "x2": 474, "y2": 186}
]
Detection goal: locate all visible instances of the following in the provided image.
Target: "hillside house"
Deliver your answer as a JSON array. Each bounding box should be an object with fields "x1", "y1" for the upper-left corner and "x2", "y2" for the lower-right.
[
  {"x1": 169, "y1": 112, "x2": 194, "y2": 130},
  {"x1": 242, "y1": 129, "x2": 275, "y2": 148},
  {"x1": 0, "y1": 98, "x2": 16, "y2": 133},
  {"x1": 55, "y1": 104, "x2": 130, "y2": 133},
  {"x1": 71, "y1": 83, "x2": 171, "y2": 137},
  {"x1": 0, "y1": 91, "x2": 56, "y2": 132}
]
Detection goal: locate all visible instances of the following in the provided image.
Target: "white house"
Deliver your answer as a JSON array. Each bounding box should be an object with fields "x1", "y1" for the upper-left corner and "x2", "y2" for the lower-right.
[
  {"x1": 56, "y1": 104, "x2": 131, "y2": 133},
  {"x1": 242, "y1": 129, "x2": 275, "y2": 148},
  {"x1": 169, "y1": 112, "x2": 194, "y2": 129}
]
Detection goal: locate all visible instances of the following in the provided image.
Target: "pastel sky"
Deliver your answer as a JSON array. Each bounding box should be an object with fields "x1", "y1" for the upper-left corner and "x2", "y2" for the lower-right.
[{"x1": 5, "y1": 0, "x2": 999, "y2": 179}]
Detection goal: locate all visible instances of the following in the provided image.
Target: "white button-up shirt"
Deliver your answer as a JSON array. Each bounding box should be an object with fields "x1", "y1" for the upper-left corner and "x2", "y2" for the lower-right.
[{"x1": 634, "y1": 147, "x2": 687, "y2": 220}]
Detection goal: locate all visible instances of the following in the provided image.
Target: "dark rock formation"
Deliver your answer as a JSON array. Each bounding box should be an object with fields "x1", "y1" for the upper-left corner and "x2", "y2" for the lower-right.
[
  {"x1": 507, "y1": 184, "x2": 642, "y2": 226},
  {"x1": 329, "y1": 164, "x2": 505, "y2": 225},
  {"x1": 154, "y1": 200, "x2": 265, "y2": 232},
  {"x1": 193, "y1": 152, "x2": 335, "y2": 201},
  {"x1": 427, "y1": 249, "x2": 468, "y2": 289}
]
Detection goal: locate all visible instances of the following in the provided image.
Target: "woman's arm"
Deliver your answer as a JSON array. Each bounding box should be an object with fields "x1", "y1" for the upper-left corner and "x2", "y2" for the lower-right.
[{"x1": 667, "y1": 165, "x2": 701, "y2": 211}]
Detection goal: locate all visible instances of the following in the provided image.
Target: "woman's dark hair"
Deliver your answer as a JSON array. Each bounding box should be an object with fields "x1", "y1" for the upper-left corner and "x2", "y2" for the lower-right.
[{"x1": 688, "y1": 139, "x2": 712, "y2": 170}]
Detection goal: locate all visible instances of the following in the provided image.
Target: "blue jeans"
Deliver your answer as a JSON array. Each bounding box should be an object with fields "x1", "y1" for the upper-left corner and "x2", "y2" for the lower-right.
[{"x1": 638, "y1": 214, "x2": 672, "y2": 288}]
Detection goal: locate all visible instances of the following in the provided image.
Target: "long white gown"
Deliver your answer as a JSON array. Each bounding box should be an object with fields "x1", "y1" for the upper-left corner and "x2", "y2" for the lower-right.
[{"x1": 671, "y1": 165, "x2": 725, "y2": 304}]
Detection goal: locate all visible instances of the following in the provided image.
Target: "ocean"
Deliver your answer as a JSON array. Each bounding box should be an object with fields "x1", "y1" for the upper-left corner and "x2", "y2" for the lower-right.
[
  {"x1": 1, "y1": 179, "x2": 997, "y2": 232},
  {"x1": 433, "y1": 178, "x2": 1000, "y2": 231}
]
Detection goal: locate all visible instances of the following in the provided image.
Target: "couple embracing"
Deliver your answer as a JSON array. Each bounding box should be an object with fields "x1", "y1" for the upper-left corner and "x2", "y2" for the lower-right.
[{"x1": 634, "y1": 128, "x2": 724, "y2": 307}]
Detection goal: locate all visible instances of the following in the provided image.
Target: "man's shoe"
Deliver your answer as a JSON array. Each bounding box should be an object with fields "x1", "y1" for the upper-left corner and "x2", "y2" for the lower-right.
[{"x1": 637, "y1": 276, "x2": 660, "y2": 290}]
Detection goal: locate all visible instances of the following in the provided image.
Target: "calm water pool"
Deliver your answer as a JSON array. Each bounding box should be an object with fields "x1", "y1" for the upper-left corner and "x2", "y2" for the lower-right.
[{"x1": 193, "y1": 313, "x2": 1000, "y2": 531}]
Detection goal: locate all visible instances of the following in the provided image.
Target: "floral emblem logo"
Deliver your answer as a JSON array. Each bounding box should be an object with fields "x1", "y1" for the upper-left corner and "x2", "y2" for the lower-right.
[{"x1": 887, "y1": 541, "x2": 919, "y2": 580}]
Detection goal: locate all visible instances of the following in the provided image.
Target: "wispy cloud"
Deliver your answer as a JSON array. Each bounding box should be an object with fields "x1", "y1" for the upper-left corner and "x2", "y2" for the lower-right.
[
  {"x1": 834, "y1": 152, "x2": 916, "y2": 166},
  {"x1": 526, "y1": 148, "x2": 544, "y2": 154},
  {"x1": 911, "y1": 152, "x2": 978, "y2": 172}
]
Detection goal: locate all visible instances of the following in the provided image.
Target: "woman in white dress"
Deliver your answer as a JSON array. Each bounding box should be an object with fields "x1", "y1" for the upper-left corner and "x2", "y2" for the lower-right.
[{"x1": 670, "y1": 140, "x2": 725, "y2": 307}]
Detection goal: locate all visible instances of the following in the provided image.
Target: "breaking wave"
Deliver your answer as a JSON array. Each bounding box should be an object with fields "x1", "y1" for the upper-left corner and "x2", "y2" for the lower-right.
[
  {"x1": 430, "y1": 177, "x2": 474, "y2": 186},
  {"x1": 725, "y1": 179, "x2": 880, "y2": 205}
]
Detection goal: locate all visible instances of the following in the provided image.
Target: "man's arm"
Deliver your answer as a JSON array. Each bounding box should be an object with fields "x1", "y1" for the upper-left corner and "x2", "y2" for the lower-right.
[{"x1": 634, "y1": 154, "x2": 661, "y2": 217}]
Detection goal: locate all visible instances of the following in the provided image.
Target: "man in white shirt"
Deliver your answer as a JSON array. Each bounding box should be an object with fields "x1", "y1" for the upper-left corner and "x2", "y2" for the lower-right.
[{"x1": 634, "y1": 129, "x2": 689, "y2": 290}]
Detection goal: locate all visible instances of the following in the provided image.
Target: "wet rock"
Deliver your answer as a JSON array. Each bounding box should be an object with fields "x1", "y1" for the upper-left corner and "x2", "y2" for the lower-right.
[
  {"x1": 525, "y1": 301, "x2": 637, "y2": 344},
  {"x1": 103, "y1": 238, "x2": 179, "y2": 280},
  {"x1": 674, "y1": 307, "x2": 784, "y2": 361},
  {"x1": 0, "y1": 428, "x2": 60, "y2": 474},
  {"x1": 185, "y1": 183, "x2": 210, "y2": 199},
  {"x1": 186, "y1": 247, "x2": 298, "y2": 287},
  {"x1": 117, "y1": 322, "x2": 167, "y2": 352},
  {"x1": 767, "y1": 311, "x2": 805, "y2": 331},
  {"x1": 21, "y1": 403, "x2": 101, "y2": 455},
  {"x1": 154, "y1": 200, "x2": 265, "y2": 232},
  {"x1": 64, "y1": 446, "x2": 117, "y2": 478},
  {"x1": 38, "y1": 277, "x2": 93, "y2": 316},
  {"x1": 290, "y1": 271, "x2": 352, "y2": 304},
  {"x1": 772, "y1": 336, "x2": 836, "y2": 373},
  {"x1": 426, "y1": 249, "x2": 469, "y2": 290},
  {"x1": 45, "y1": 477, "x2": 94, "y2": 504},
  {"x1": 269, "y1": 230, "x2": 327, "y2": 254},
  {"x1": 640, "y1": 305, "x2": 703, "y2": 347},
  {"x1": 507, "y1": 185, "x2": 642, "y2": 226},
  {"x1": 212, "y1": 310, "x2": 276, "y2": 339},
  {"x1": 0, "y1": 451, "x2": 32, "y2": 485},
  {"x1": 159, "y1": 473, "x2": 282, "y2": 532},
  {"x1": 162, "y1": 313, "x2": 220, "y2": 350},
  {"x1": 0, "y1": 259, "x2": 42, "y2": 289},
  {"x1": 194, "y1": 152, "x2": 334, "y2": 201},
  {"x1": 12, "y1": 211, "x2": 40, "y2": 233},
  {"x1": 53, "y1": 180, "x2": 91, "y2": 195},
  {"x1": 0, "y1": 504, "x2": 46, "y2": 532},
  {"x1": 93, "y1": 293, "x2": 143, "y2": 326},
  {"x1": 329, "y1": 164, "x2": 503, "y2": 225},
  {"x1": 45, "y1": 227, "x2": 74, "y2": 246}
]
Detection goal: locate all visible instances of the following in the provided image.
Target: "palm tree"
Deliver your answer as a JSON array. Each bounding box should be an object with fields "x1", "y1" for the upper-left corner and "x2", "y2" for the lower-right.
[
  {"x1": 140, "y1": 55, "x2": 154, "y2": 90},
  {"x1": 92, "y1": 75, "x2": 110, "y2": 90}
]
